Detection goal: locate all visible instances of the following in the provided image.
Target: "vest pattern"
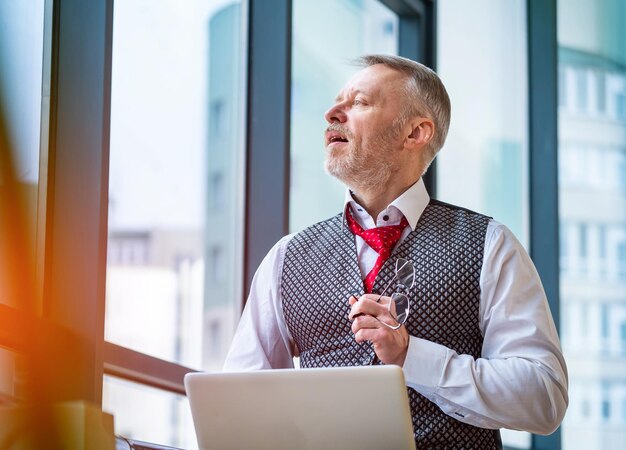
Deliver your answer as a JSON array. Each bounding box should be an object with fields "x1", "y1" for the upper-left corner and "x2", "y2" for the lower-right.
[{"x1": 281, "y1": 200, "x2": 502, "y2": 449}]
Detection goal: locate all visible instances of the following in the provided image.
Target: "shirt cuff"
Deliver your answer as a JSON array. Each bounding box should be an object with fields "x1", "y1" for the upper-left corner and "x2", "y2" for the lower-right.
[{"x1": 402, "y1": 335, "x2": 448, "y2": 392}]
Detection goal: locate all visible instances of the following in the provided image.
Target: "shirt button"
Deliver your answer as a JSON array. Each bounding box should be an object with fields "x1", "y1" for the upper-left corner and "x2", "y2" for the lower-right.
[{"x1": 383, "y1": 215, "x2": 389, "y2": 221}]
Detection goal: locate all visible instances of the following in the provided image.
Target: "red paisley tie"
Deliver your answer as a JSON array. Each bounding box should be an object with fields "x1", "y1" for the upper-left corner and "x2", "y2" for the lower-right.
[{"x1": 345, "y1": 207, "x2": 409, "y2": 293}]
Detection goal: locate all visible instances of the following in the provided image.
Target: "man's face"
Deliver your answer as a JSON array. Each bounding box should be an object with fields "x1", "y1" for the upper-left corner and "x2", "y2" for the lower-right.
[{"x1": 323, "y1": 64, "x2": 410, "y2": 191}]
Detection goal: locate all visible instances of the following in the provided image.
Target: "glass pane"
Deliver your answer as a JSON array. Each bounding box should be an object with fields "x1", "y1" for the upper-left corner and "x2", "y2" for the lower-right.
[
  {"x1": 105, "y1": 0, "x2": 245, "y2": 371},
  {"x1": 436, "y1": 0, "x2": 529, "y2": 248},
  {"x1": 0, "y1": 0, "x2": 48, "y2": 309},
  {"x1": 102, "y1": 375, "x2": 197, "y2": 449},
  {"x1": 558, "y1": 1, "x2": 626, "y2": 449},
  {"x1": 437, "y1": 1, "x2": 530, "y2": 448},
  {"x1": 289, "y1": 0, "x2": 398, "y2": 232}
]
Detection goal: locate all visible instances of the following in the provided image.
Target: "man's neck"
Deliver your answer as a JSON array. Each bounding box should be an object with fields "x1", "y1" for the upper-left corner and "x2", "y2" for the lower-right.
[{"x1": 351, "y1": 178, "x2": 418, "y2": 220}]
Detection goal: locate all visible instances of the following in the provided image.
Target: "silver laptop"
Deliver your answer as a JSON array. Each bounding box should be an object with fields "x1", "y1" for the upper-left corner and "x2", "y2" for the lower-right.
[{"x1": 185, "y1": 365, "x2": 416, "y2": 450}]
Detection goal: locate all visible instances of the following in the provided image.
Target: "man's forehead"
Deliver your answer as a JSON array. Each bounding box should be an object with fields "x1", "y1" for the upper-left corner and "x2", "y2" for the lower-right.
[
  {"x1": 334, "y1": 88, "x2": 372, "y2": 102},
  {"x1": 335, "y1": 65, "x2": 405, "y2": 100}
]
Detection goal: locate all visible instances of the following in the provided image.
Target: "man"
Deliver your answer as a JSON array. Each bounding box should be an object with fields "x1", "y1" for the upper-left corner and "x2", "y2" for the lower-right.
[{"x1": 224, "y1": 55, "x2": 568, "y2": 449}]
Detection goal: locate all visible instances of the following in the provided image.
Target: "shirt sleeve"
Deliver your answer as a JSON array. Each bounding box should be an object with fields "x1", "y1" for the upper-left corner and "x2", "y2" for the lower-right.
[
  {"x1": 223, "y1": 235, "x2": 296, "y2": 371},
  {"x1": 401, "y1": 221, "x2": 569, "y2": 434}
]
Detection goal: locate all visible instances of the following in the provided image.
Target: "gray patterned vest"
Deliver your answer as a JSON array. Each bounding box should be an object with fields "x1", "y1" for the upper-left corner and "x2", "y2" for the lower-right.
[{"x1": 282, "y1": 200, "x2": 502, "y2": 449}]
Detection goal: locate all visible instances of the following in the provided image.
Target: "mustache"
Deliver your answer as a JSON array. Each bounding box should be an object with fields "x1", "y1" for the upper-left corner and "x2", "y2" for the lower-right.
[{"x1": 325, "y1": 123, "x2": 353, "y2": 140}]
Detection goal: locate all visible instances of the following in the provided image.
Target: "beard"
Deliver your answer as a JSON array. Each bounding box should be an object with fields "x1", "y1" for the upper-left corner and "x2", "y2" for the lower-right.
[{"x1": 324, "y1": 122, "x2": 403, "y2": 193}]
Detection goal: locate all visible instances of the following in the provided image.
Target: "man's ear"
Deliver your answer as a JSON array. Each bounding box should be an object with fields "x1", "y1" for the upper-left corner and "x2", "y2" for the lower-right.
[{"x1": 406, "y1": 118, "x2": 435, "y2": 149}]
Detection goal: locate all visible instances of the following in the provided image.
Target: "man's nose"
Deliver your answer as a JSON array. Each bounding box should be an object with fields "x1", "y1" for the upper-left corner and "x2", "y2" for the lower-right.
[{"x1": 324, "y1": 103, "x2": 347, "y2": 124}]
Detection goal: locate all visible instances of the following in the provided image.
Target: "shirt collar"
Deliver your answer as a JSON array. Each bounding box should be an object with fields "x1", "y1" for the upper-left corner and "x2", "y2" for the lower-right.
[{"x1": 341, "y1": 178, "x2": 430, "y2": 231}]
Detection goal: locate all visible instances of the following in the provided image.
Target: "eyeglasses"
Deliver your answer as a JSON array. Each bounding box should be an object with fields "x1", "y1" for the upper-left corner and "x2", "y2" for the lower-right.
[{"x1": 377, "y1": 258, "x2": 415, "y2": 330}]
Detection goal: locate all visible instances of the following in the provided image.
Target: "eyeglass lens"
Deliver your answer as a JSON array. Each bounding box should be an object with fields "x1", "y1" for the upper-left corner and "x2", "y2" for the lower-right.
[
  {"x1": 388, "y1": 259, "x2": 414, "y2": 324},
  {"x1": 395, "y1": 258, "x2": 415, "y2": 289},
  {"x1": 390, "y1": 292, "x2": 410, "y2": 324}
]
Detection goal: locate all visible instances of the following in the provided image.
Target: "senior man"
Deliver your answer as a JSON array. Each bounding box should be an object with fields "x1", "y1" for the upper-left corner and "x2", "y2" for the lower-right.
[{"x1": 224, "y1": 55, "x2": 568, "y2": 449}]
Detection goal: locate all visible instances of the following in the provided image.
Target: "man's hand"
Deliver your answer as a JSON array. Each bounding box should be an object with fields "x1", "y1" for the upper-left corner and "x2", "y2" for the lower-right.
[{"x1": 348, "y1": 294, "x2": 409, "y2": 366}]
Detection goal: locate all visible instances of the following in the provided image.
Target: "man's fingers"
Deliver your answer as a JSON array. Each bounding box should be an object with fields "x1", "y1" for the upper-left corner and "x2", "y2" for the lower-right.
[
  {"x1": 354, "y1": 328, "x2": 380, "y2": 344},
  {"x1": 348, "y1": 296, "x2": 390, "y2": 320},
  {"x1": 351, "y1": 315, "x2": 379, "y2": 334}
]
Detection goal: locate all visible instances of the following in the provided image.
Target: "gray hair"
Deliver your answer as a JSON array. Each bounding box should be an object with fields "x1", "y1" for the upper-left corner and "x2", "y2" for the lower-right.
[{"x1": 354, "y1": 54, "x2": 451, "y2": 168}]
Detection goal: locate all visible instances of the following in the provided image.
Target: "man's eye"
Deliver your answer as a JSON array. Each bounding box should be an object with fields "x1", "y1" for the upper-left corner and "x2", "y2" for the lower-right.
[{"x1": 354, "y1": 98, "x2": 364, "y2": 105}]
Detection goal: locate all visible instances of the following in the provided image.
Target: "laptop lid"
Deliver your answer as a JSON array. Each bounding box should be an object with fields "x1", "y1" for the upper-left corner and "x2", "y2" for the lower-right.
[{"x1": 185, "y1": 365, "x2": 416, "y2": 450}]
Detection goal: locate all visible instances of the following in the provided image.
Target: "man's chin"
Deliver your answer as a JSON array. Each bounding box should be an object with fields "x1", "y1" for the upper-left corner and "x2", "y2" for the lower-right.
[{"x1": 324, "y1": 160, "x2": 358, "y2": 189}]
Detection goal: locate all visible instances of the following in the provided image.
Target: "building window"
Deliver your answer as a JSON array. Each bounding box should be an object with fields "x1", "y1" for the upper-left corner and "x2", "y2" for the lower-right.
[
  {"x1": 579, "y1": 223, "x2": 588, "y2": 259},
  {"x1": 595, "y1": 70, "x2": 606, "y2": 113},
  {"x1": 602, "y1": 399, "x2": 611, "y2": 420},
  {"x1": 582, "y1": 398, "x2": 591, "y2": 418},
  {"x1": 617, "y1": 92, "x2": 626, "y2": 121},
  {"x1": 209, "y1": 320, "x2": 221, "y2": 357},
  {"x1": 207, "y1": 245, "x2": 228, "y2": 287},
  {"x1": 209, "y1": 172, "x2": 225, "y2": 211},
  {"x1": 210, "y1": 99, "x2": 226, "y2": 138},
  {"x1": 618, "y1": 149, "x2": 626, "y2": 191},
  {"x1": 619, "y1": 242, "x2": 626, "y2": 279},
  {"x1": 600, "y1": 303, "x2": 609, "y2": 342},
  {"x1": 559, "y1": 66, "x2": 567, "y2": 108},
  {"x1": 576, "y1": 68, "x2": 588, "y2": 113}
]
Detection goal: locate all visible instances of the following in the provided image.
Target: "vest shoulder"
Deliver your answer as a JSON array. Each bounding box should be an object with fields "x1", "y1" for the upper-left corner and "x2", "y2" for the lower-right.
[
  {"x1": 428, "y1": 199, "x2": 492, "y2": 220},
  {"x1": 291, "y1": 212, "x2": 343, "y2": 240}
]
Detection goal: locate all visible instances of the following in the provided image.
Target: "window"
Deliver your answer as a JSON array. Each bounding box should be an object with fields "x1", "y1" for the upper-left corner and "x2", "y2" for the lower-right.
[
  {"x1": 607, "y1": 74, "x2": 626, "y2": 122},
  {"x1": 579, "y1": 223, "x2": 588, "y2": 259},
  {"x1": 576, "y1": 68, "x2": 589, "y2": 113},
  {"x1": 596, "y1": 70, "x2": 606, "y2": 113},
  {"x1": 616, "y1": 92, "x2": 626, "y2": 121},
  {"x1": 438, "y1": 1, "x2": 530, "y2": 448},
  {"x1": 103, "y1": 0, "x2": 245, "y2": 445},
  {"x1": 559, "y1": 1, "x2": 626, "y2": 447},
  {"x1": 559, "y1": 66, "x2": 567, "y2": 107},
  {"x1": 601, "y1": 382, "x2": 611, "y2": 421},
  {"x1": 582, "y1": 398, "x2": 591, "y2": 418},
  {"x1": 597, "y1": 225, "x2": 607, "y2": 277},
  {"x1": 288, "y1": 0, "x2": 398, "y2": 232},
  {"x1": 437, "y1": 0, "x2": 529, "y2": 248},
  {"x1": 103, "y1": 376, "x2": 195, "y2": 448},
  {"x1": 0, "y1": 0, "x2": 47, "y2": 310},
  {"x1": 209, "y1": 172, "x2": 225, "y2": 211},
  {"x1": 617, "y1": 148, "x2": 626, "y2": 192},
  {"x1": 0, "y1": 0, "x2": 50, "y2": 415},
  {"x1": 210, "y1": 99, "x2": 226, "y2": 138},
  {"x1": 619, "y1": 242, "x2": 626, "y2": 279}
]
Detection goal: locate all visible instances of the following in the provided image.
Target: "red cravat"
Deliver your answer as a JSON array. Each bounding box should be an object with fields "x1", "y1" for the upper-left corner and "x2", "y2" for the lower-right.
[{"x1": 345, "y1": 207, "x2": 409, "y2": 293}]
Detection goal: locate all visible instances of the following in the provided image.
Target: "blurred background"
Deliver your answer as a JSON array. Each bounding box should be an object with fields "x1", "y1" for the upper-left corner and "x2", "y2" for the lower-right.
[{"x1": 1, "y1": 0, "x2": 625, "y2": 449}]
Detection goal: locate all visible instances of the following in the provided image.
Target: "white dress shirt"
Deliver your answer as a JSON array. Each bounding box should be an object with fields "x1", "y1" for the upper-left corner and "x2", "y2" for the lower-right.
[{"x1": 224, "y1": 178, "x2": 569, "y2": 435}]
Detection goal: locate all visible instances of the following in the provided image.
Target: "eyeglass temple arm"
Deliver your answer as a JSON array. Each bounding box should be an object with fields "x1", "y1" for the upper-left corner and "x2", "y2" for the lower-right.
[{"x1": 377, "y1": 272, "x2": 399, "y2": 298}]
